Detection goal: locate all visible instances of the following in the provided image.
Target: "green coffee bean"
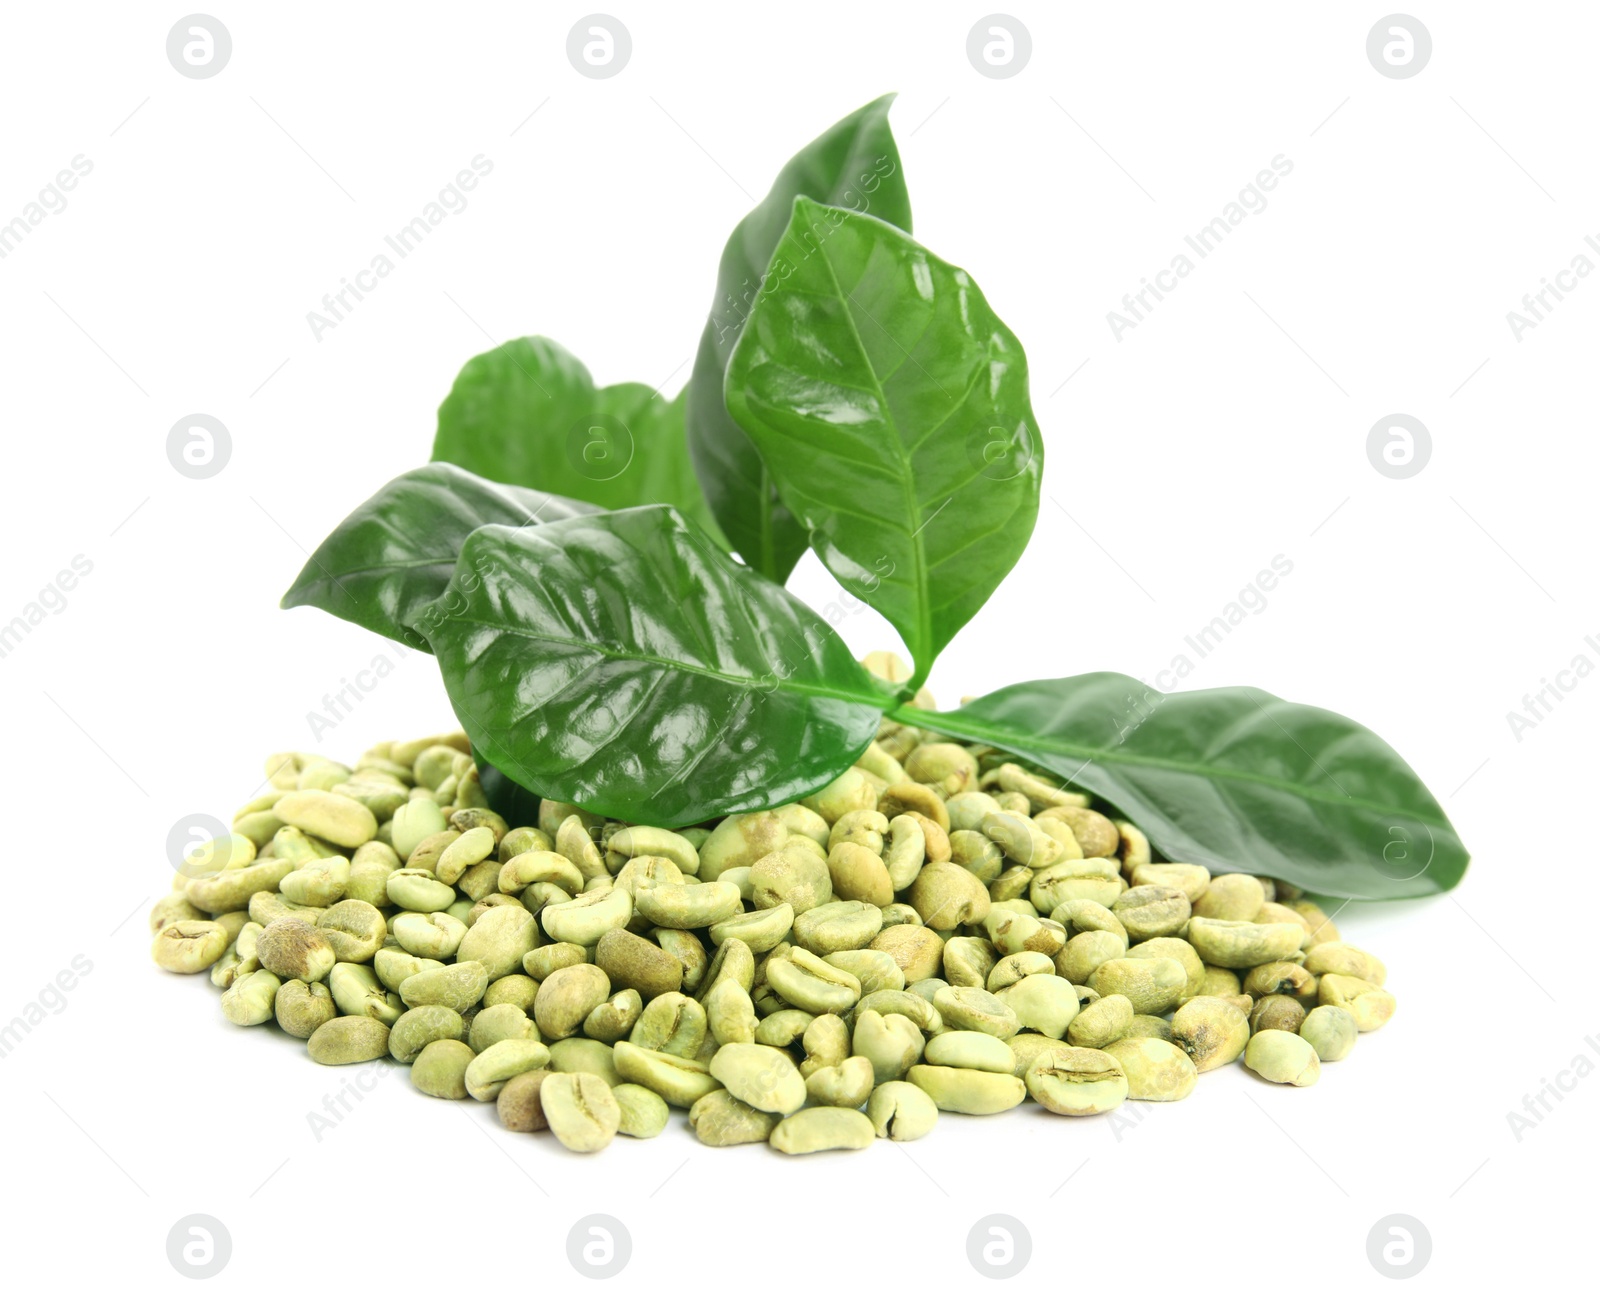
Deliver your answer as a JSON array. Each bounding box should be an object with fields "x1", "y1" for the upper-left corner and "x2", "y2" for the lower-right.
[
  {"x1": 871, "y1": 925, "x2": 945, "y2": 984},
  {"x1": 996, "y1": 973, "x2": 1079, "y2": 1038},
  {"x1": 612, "y1": 1041, "x2": 721, "y2": 1107},
  {"x1": 435, "y1": 826, "x2": 496, "y2": 885},
  {"x1": 456, "y1": 905, "x2": 539, "y2": 980},
  {"x1": 908, "y1": 1064, "x2": 1027, "y2": 1114},
  {"x1": 1112, "y1": 885, "x2": 1191, "y2": 941},
  {"x1": 1192, "y1": 873, "x2": 1265, "y2": 922},
  {"x1": 924, "y1": 1030, "x2": 1016, "y2": 1074},
  {"x1": 1170, "y1": 996, "x2": 1250, "y2": 1073},
  {"x1": 221, "y1": 969, "x2": 281, "y2": 1025},
  {"x1": 1087, "y1": 957, "x2": 1186, "y2": 1015},
  {"x1": 329, "y1": 963, "x2": 402, "y2": 1024},
  {"x1": 1317, "y1": 974, "x2": 1396, "y2": 1031},
  {"x1": 688, "y1": 1089, "x2": 777, "y2": 1146},
  {"x1": 1129, "y1": 862, "x2": 1210, "y2": 903},
  {"x1": 386, "y1": 869, "x2": 456, "y2": 913},
  {"x1": 765, "y1": 948, "x2": 861, "y2": 1015},
  {"x1": 257, "y1": 918, "x2": 337, "y2": 983},
  {"x1": 1251, "y1": 995, "x2": 1306, "y2": 1034},
  {"x1": 805, "y1": 1055, "x2": 875, "y2": 1107},
  {"x1": 1124, "y1": 1014, "x2": 1173, "y2": 1041},
  {"x1": 280, "y1": 856, "x2": 350, "y2": 907},
  {"x1": 584, "y1": 989, "x2": 643, "y2": 1043},
  {"x1": 496, "y1": 1069, "x2": 550, "y2": 1131},
  {"x1": 908, "y1": 862, "x2": 991, "y2": 931},
  {"x1": 931, "y1": 986, "x2": 1019, "y2": 1039},
  {"x1": 632, "y1": 880, "x2": 741, "y2": 929},
  {"x1": 700, "y1": 978, "x2": 755, "y2": 1047},
  {"x1": 799, "y1": 1014, "x2": 850, "y2": 1078},
  {"x1": 1030, "y1": 858, "x2": 1123, "y2": 911},
  {"x1": 708, "y1": 1042, "x2": 806, "y2": 1115},
  {"x1": 856, "y1": 990, "x2": 942, "y2": 1035},
  {"x1": 412, "y1": 1038, "x2": 475, "y2": 1098},
  {"x1": 612, "y1": 1082, "x2": 670, "y2": 1137},
  {"x1": 710, "y1": 903, "x2": 793, "y2": 953},
  {"x1": 866, "y1": 1080, "x2": 939, "y2": 1140},
  {"x1": 1124, "y1": 937, "x2": 1206, "y2": 998},
  {"x1": 316, "y1": 900, "x2": 387, "y2": 962},
  {"x1": 1103, "y1": 1038, "x2": 1197, "y2": 1101},
  {"x1": 769, "y1": 1106, "x2": 876, "y2": 1154},
  {"x1": 630, "y1": 991, "x2": 707, "y2": 1057},
  {"x1": 1243, "y1": 960, "x2": 1318, "y2": 1002},
  {"x1": 1244, "y1": 1029, "x2": 1321, "y2": 1086},
  {"x1": 274, "y1": 789, "x2": 377, "y2": 849},
  {"x1": 151, "y1": 920, "x2": 231, "y2": 974},
  {"x1": 1067, "y1": 993, "x2": 1133, "y2": 1049},
  {"x1": 852, "y1": 1009, "x2": 924, "y2": 1084},
  {"x1": 375, "y1": 948, "x2": 444, "y2": 993},
  {"x1": 1055, "y1": 929, "x2": 1127, "y2": 984},
  {"x1": 308, "y1": 1016, "x2": 390, "y2": 1065},
  {"x1": 825, "y1": 948, "x2": 903, "y2": 996},
  {"x1": 465, "y1": 1039, "x2": 552, "y2": 1100},
  {"x1": 391, "y1": 1005, "x2": 466, "y2": 1062},
  {"x1": 1025, "y1": 1046, "x2": 1129, "y2": 1115},
  {"x1": 187, "y1": 860, "x2": 296, "y2": 915},
  {"x1": 699, "y1": 812, "x2": 787, "y2": 880},
  {"x1": 548, "y1": 1037, "x2": 623, "y2": 1088},
  {"x1": 1300, "y1": 1005, "x2": 1358, "y2": 1061},
  {"x1": 1303, "y1": 943, "x2": 1386, "y2": 986},
  {"x1": 1186, "y1": 917, "x2": 1305, "y2": 968},
  {"x1": 275, "y1": 978, "x2": 337, "y2": 1038},
  {"x1": 399, "y1": 960, "x2": 489, "y2": 1013},
  {"x1": 469, "y1": 1002, "x2": 538, "y2": 1051},
  {"x1": 792, "y1": 899, "x2": 883, "y2": 955},
  {"x1": 393, "y1": 911, "x2": 467, "y2": 959},
  {"x1": 533, "y1": 963, "x2": 611, "y2": 1039}
]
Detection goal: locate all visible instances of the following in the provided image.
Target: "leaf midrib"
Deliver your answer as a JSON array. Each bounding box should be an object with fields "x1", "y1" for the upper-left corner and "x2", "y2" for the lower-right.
[
  {"x1": 811, "y1": 226, "x2": 933, "y2": 678},
  {"x1": 441, "y1": 614, "x2": 885, "y2": 710},
  {"x1": 892, "y1": 704, "x2": 1451, "y2": 827}
]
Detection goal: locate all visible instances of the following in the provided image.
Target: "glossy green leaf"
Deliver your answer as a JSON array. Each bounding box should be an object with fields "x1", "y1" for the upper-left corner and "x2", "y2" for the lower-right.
[
  {"x1": 894, "y1": 674, "x2": 1468, "y2": 900},
  {"x1": 432, "y1": 336, "x2": 726, "y2": 545},
  {"x1": 280, "y1": 462, "x2": 597, "y2": 650},
  {"x1": 685, "y1": 95, "x2": 911, "y2": 581},
  {"x1": 726, "y1": 198, "x2": 1041, "y2": 690},
  {"x1": 416, "y1": 506, "x2": 889, "y2": 826}
]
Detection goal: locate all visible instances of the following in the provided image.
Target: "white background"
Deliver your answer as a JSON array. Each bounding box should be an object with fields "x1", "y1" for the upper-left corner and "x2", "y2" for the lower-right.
[{"x1": 0, "y1": 2, "x2": 1591, "y2": 1288}]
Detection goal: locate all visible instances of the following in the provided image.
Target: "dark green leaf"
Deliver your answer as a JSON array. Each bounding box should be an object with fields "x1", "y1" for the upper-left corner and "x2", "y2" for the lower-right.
[
  {"x1": 894, "y1": 674, "x2": 1468, "y2": 900},
  {"x1": 432, "y1": 336, "x2": 726, "y2": 545},
  {"x1": 280, "y1": 462, "x2": 596, "y2": 650},
  {"x1": 685, "y1": 95, "x2": 911, "y2": 581},
  {"x1": 726, "y1": 198, "x2": 1041, "y2": 689},
  {"x1": 416, "y1": 506, "x2": 888, "y2": 826}
]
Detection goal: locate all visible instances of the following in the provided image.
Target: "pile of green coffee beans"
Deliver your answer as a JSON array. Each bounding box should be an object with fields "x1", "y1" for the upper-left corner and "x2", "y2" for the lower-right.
[{"x1": 151, "y1": 681, "x2": 1396, "y2": 1155}]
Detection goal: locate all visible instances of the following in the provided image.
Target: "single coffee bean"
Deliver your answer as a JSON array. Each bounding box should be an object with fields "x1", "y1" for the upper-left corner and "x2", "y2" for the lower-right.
[
  {"x1": 1244, "y1": 1029, "x2": 1321, "y2": 1086},
  {"x1": 769, "y1": 1106, "x2": 876, "y2": 1154}
]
